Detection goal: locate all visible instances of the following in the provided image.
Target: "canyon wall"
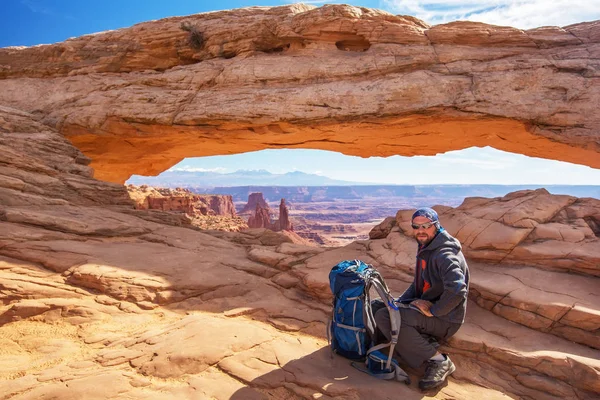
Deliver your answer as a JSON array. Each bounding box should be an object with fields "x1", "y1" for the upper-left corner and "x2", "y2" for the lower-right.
[
  {"x1": 127, "y1": 185, "x2": 237, "y2": 217},
  {"x1": 1, "y1": 4, "x2": 600, "y2": 399},
  {"x1": 1, "y1": 107, "x2": 598, "y2": 399}
]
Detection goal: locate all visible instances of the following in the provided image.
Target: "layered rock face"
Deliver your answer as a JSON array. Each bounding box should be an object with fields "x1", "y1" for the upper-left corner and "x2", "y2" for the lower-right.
[
  {"x1": 127, "y1": 185, "x2": 237, "y2": 217},
  {"x1": 126, "y1": 184, "x2": 247, "y2": 232},
  {"x1": 0, "y1": 106, "x2": 132, "y2": 207},
  {"x1": 372, "y1": 190, "x2": 600, "y2": 350},
  {"x1": 391, "y1": 189, "x2": 600, "y2": 276},
  {"x1": 247, "y1": 203, "x2": 273, "y2": 229},
  {"x1": 247, "y1": 198, "x2": 293, "y2": 232},
  {"x1": 1, "y1": 5, "x2": 599, "y2": 182},
  {"x1": 1, "y1": 106, "x2": 599, "y2": 400},
  {"x1": 2, "y1": 4, "x2": 600, "y2": 400},
  {"x1": 240, "y1": 192, "x2": 271, "y2": 214}
]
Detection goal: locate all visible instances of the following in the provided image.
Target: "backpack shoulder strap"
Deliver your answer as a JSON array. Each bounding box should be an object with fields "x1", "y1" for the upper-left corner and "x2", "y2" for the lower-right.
[
  {"x1": 371, "y1": 275, "x2": 401, "y2": 336},
  {"x1": 363, "y1": 268, "x2": 402, "y2": 371}
]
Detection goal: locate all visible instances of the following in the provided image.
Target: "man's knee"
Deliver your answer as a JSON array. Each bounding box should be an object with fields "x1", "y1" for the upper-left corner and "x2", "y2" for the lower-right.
[
  {"x1": 398, "y1": 307, "x2": 427, "y2": 328},
  {"x1": 444, "y1": 323, "x2": 462, "y2": 340}
]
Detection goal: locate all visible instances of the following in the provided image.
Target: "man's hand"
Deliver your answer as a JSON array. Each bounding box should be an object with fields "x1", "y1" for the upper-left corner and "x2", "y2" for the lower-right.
[{"x1": 411, "y1": 299, "x2": 433, "y2": 317}]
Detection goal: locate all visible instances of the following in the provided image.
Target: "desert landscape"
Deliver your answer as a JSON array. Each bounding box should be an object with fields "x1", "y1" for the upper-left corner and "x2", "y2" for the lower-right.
[
  {"x1": 124, "y1": 185, "x2": 460, "y2": 245},
  {"x1": 1, "y1": 3, "x2": 599, "y2": 400},
  {"x1": 125, "y1": 183, "x2": 600, "y2": 246}
]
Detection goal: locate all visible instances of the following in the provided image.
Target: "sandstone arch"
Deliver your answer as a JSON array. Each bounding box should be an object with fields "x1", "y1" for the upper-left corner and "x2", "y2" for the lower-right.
[
  {"x1": 0, "y1": 4, "x2": 598, "y2": 184},
  {"x1": 2, "y1": 5, "x2": 600, "y2": 399}
]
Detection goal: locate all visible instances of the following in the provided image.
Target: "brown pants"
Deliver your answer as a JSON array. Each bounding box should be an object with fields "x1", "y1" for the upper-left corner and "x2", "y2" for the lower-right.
[{"x1": 374, "y1": 307, "x2": 461, "y2": 368}]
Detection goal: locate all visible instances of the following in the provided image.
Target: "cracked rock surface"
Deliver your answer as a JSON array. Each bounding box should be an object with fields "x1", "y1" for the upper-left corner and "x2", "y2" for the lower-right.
[
  {"x1": 1, "y1": 104, "x2": 600, "y2": 399},
  {"x1": 2, "y1": 4, "x2": 600, "y2": 396}
]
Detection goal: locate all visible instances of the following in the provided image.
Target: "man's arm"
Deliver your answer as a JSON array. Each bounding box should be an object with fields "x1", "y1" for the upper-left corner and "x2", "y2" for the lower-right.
[{"x1": 429, "y1": 252, "x2": 468, "y2": 317}]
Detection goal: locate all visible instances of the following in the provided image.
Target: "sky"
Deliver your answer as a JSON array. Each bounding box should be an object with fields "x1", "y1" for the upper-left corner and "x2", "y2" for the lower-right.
[
  {"x1": 2, "y1": 1, "x2": 600, "y2": 185},
  {"x1": 3, "y1": 0, "x2": 600, "y2": 47},
  {"x1": 168, "y1": 147, "x2": 600, "y2": 185}
]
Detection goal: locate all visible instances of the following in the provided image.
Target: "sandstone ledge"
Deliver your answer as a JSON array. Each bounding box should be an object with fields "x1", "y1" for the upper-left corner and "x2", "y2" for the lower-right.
[{"x1": 2, "y1": 10, "x2": 600, "y2": 400}]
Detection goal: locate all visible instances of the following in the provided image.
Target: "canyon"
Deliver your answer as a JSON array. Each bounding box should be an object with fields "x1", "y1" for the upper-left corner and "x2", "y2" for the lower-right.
[
  {"x1": 1, "y1": 4, "x2": 600, "y2": 400},
  {"x1": 128, "y1": 183, "x2": 600, "y2": 246},
  {"x1": 126, "y1": 185, "x2": 248, "y2": 232}
]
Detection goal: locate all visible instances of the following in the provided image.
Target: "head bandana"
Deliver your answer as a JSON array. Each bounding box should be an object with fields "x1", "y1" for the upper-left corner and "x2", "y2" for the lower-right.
[{"x1": 412, "y1": 207, "x2": 444, "y2": 232}]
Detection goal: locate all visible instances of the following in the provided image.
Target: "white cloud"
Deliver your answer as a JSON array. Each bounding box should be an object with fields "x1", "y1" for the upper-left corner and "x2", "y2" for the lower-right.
[
  {"x1": 168, "y1": 166, "x2": 227, "y2": 173},
  {"x1": 21, "y1": 0, "x2": 53, "y2": 15},
  {"x1": 282, "y1": 0, "x2": 336, "y2": 5},
  {"x1": 21, "y1": 0, "x2": 75, "y2": 20},
  {"x1": 382, "y1": 0, "x2": 600, "y2": 29},
  {"x1": 427, "y1": 146, "x2": 517, "y2": 170}
]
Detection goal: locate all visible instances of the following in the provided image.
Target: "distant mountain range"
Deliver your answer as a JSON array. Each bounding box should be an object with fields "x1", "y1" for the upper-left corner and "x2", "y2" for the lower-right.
[
  {"x1": 127, "y1": 169, "x2": 600, "y2": 203},
  {"x1": 127, "y1": 169, "x2": 371, "y2": 187},
  {"x1": 192, "y1": 185, "x2": 600, "y2": 203}
]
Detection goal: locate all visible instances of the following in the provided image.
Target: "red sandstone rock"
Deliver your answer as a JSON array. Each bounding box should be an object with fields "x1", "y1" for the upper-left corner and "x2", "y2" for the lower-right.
[
  {"x1": 369, "y1": 216, "x2": 397, "y2": 239},
  {"x1": 125, "y1": 185, "x2": 247, "y2": 231},
  {"x1": 247, "y1": 198, "x2": 293, "y2": 232},
  {"x1": 277, "y1": 198, "x2": 293, "y2": 231},
  {"x1": 0, "y1": 6, "x2": 599, "y2": 183},
  {"x1": 127, "y1": 185, "x2": 236, "y2": 217},
  {"x1": 1, "y1": 8, "x2": 600, "y2": 399},
  {"x1": 247, "y1": 203, "x2": 273, "y2": 229},
  {"x1": 240, "y1": 192, "x2": 271, "y2": 214},
  {"x1": 381, "y1": 189, "x2": 600, "y2": 276}
]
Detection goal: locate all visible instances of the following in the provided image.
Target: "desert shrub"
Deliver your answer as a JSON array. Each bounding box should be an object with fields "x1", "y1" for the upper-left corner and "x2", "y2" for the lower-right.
[{"x1": 180, "y1": 21, "x2": 204, "y2": 50}]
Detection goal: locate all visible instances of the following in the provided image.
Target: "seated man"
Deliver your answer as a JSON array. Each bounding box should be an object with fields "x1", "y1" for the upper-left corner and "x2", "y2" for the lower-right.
[{"x1": 375, "y1": 207, "x2": 470, "y2": 390}]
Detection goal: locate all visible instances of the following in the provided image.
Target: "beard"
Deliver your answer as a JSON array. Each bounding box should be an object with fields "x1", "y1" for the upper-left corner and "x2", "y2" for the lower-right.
[{"x1": 415, "y1": 232, "x2": 434, "y2": 246}]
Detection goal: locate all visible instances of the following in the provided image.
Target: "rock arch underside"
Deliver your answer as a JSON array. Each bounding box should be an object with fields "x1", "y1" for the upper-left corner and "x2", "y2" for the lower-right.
[{"x1": 0, "y1": 4, "x2": 599, "y2": 400}]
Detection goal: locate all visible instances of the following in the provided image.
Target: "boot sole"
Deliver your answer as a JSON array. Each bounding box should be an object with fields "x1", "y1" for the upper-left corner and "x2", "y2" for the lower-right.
[{"x1": 418, "y1": 362, "x2": 456, "y2": 391}]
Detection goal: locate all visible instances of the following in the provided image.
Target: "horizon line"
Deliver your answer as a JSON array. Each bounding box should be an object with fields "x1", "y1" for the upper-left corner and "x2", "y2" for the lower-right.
[{"x1": 130, "y1": 183, "x2": 600, "y2": 187}]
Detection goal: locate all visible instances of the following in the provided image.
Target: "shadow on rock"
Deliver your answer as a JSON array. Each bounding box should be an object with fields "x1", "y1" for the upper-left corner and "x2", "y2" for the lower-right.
[{"x1": 227, "y1": 347, "x2": 426, "y2": 400}]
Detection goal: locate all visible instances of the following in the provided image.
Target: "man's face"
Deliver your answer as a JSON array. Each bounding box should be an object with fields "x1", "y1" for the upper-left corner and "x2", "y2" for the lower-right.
[{"x1": 412, "y1": 216, "x2": 437, "y2": 246}]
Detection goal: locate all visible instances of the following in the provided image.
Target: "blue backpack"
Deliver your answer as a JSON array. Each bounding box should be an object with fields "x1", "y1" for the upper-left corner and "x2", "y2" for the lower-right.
[{"x1": 328, "y1": 260, "x2": 410, "y2": 384}]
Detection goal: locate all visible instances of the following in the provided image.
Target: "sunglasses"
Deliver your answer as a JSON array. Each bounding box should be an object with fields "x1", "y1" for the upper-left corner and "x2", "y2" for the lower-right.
[{"x1": 411, "y1": 222, "x2": 435, "y2": 230}]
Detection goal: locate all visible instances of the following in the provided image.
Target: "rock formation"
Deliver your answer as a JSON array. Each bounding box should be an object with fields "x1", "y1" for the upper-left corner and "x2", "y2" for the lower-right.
[
  {"x1": 1, "y1": 5, "x2": 599, "y2": 183},
  {"x1": 1, "y1": 106, "x2": 599, "y2": 399},
  {"x1": 1, "y1": 4, "x2": 600, "y2": 399},
  {"x1": 277, "y1": 198, "x2": 293, "y2": 231},
  {"x1": 240, "y1": 192, "x2": 271, "y2": 214},
  {"x1": 126, "y1": 184, "x2": 247, "y2": 232},
  {"x1": 247, "y1": 203, "x2": 273, "y2": 230},
  {"x1": 127, "y1": 185, "x2": 237, "y2": 217},
  {"x1": 290, "y1": 216, "x2": 334, "y2": 246},
  {"x1": 371, "y1": 189, "x2": 600, "y2": 349},
  {"x1": 247, "y1": 198, "x2": 293, "y2": 232},
  {"x1": 369, "y1": 216, "x2": 397, "y2": 239},
  {"x1": 386, "y1": 189, "x2": 600, "y2": 276}
]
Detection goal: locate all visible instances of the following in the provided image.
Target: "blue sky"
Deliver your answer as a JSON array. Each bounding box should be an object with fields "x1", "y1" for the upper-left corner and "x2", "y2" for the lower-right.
[
  {"x1": 3, "y1": 1, "x2": 600, "y2": 185},
  {"x1": 169, "y1": 147, "x2": 600, "y2": 185},
  {"x1": 4, "y1": 0, "x2": 600, "y2": 47}
]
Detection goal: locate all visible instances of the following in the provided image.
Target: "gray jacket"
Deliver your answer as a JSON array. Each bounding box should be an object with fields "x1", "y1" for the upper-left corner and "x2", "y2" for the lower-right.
[{"x1": 398, "y1": 229, "x2": 470, "y2": 324}]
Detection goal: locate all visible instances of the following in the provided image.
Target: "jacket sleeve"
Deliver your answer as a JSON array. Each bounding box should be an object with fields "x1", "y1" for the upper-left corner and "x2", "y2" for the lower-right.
[
  {"x1": 397, "y1": 282, "x2": 416, "y2": 302},
  {"x1": 429, "y1": 251, "x2": 468, "y2": 317}
]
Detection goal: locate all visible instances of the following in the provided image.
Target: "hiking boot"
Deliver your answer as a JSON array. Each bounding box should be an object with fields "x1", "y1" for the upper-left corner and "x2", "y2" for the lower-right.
[{"x1": 418, "y1": 354, "x2": 456, "y2": 391}]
